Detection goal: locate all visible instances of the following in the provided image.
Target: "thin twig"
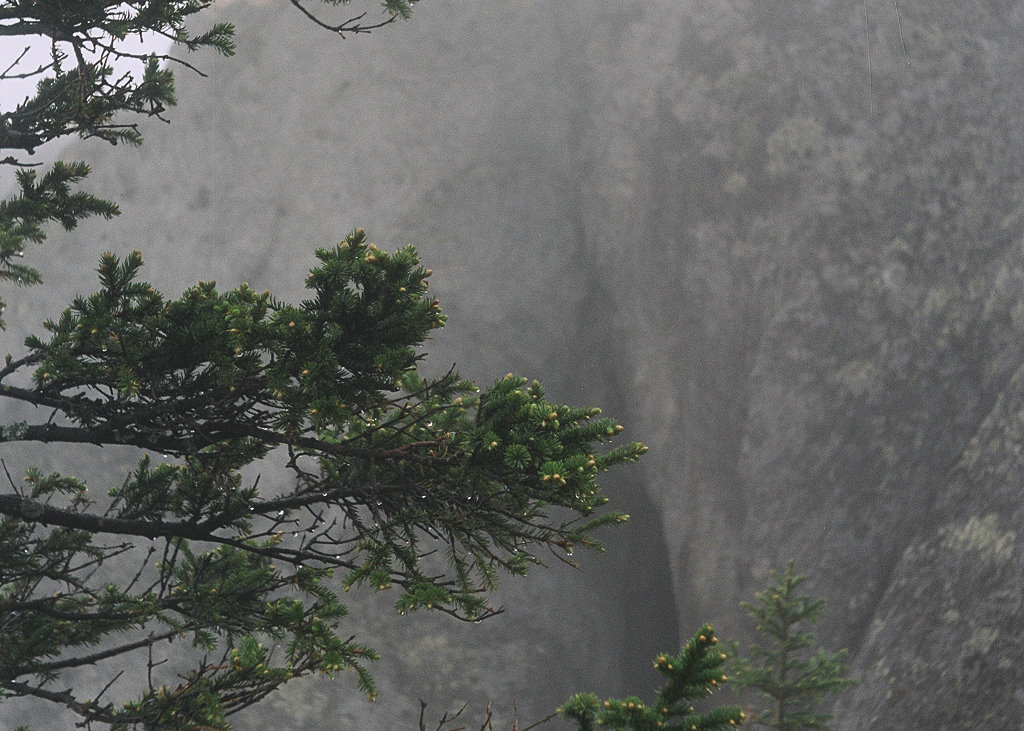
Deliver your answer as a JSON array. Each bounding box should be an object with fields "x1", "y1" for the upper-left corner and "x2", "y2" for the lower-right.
[
  {"x1": 892, "y1": 0, "x2": 910, "y2": 66},
  {"x1": 863, "y1": 0, "x2": 873, "y2": 116},
  {"x1": 287, "y1": 1, "x2": 400, "y2": 37}
]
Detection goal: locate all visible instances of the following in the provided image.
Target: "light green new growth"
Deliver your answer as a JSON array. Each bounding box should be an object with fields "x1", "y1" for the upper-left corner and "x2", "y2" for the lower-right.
[{"x1": 560, "y1": 624, "x2": 745, "y2": 730}]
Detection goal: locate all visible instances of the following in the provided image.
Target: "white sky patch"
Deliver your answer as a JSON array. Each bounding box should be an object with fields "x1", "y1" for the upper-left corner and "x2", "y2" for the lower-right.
[{"x1": 1, "y1": 6, "x2": 175, "y2": 113}]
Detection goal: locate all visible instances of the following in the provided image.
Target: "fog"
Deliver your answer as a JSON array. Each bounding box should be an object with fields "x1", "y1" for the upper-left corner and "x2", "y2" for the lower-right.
[{"x1": 4, "y1": 0, "x2": 1024, "y2": 727}]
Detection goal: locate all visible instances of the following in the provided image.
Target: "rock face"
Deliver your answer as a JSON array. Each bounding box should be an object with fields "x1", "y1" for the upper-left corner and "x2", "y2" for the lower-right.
[{"x1": 9, "y1": 0, "x2": 1024, "y2": 726}]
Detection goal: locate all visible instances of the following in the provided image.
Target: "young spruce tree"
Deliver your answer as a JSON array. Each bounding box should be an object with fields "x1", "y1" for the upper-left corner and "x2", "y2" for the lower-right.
[
  {"x1": 729, "y1": 562, "x2": 855, "y2": 730},
  {"x1": 0, "y1": 2, "x2": 646, "y2": 728}
]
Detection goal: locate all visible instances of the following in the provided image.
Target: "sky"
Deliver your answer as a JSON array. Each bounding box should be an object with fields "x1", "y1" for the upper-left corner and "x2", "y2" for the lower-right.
[{"x1": 1, "y1": 33, "x2": 172, "y2": 113}]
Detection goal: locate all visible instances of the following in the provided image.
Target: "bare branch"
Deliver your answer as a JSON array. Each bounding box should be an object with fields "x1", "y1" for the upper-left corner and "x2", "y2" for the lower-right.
[
  {"x1": 287, "y1": 1, "x2": 400, "y2": 38},
  {"x1": 0, "y1": 680, "x2": 117, "y2": 725}
]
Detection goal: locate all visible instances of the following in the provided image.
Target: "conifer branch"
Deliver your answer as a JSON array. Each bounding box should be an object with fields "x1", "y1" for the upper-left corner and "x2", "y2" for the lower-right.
[{"x1": 0, "y1": 4, "x2": 652, "y2": 727}]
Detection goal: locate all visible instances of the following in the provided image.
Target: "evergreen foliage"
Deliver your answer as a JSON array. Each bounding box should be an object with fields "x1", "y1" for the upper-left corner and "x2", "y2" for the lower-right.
[
  {"x1": 0, "y1": 0, "x2": 417, "y2": 321},
  {"x1": 560, "y1": 624, "x2": 745, "y2": 731},
  {"x1": 0, "y1": 160, "x2": 119, "y2": 325},
  {"x1": 0, "y1": 231, "x2": 645, "y2": 727},
  {"x1": 729, "y1": 562, "x2": 855, "y2": 730},
  {"x1": 0, "y1": 1, "x2": 647, "y2": 728}
]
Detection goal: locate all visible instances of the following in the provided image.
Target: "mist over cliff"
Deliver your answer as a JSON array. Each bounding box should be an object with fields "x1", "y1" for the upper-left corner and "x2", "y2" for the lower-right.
[{"x1": 6, "y1": 1, "x2": 1024, "y2": 727}]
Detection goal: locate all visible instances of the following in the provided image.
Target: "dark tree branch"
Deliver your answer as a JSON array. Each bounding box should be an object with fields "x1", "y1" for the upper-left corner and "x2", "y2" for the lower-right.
[
  {"x1": 11, "y1": 628, "x2": 180, "y2": 679},
  {"x1": 287, "y1": 1, "x2": 400, "y2": 37},
  {"x1": 0, "y1": 680, "x2": 117, "y2": 725},
  {"x1": 0, "y1": 492, "x2": 223, "y2": 540},
  {"x1": 0, "y1": 401, "x2": 455, "y2": 467},
  {"x1": 0, "y1": 490, "x2": 367, "y2": 572}
]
